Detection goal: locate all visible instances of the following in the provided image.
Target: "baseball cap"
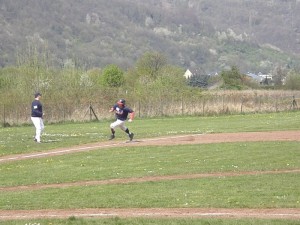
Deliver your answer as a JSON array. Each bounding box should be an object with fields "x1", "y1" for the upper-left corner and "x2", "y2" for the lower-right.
[
  {"x1": 34, "y1": 92, "x2": 42, "y2": 98},
  {"x1": 117, "y1": 99, "x2": 125, "y2": 105}
]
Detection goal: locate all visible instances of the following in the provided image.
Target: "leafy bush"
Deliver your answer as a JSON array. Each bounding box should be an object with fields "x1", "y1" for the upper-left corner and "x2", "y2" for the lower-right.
[
  {"x1": 220, "y1": 66, "x2": 244, "y2": 90},
  {"x1": 101, "y1": 64, "x2": 124, "y2": 87},
  {"x1": 285, "y1": 71, "x2": 300, "y2": 90},
  {"x1": 187, "y1": 75, "x2": 210, "y2": 88}
]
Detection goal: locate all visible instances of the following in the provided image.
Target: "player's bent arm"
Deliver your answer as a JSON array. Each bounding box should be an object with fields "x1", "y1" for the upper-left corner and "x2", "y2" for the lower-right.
[
  {"x1": 109, "y1": 107, "x2": 115, "y2": 112},
  {"x1": 129, "y1": 111, "x2": 135, "y2": 121}
]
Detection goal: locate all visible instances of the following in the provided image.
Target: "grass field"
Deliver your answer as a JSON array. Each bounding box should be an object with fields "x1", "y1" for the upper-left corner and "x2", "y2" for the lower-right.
[
  {"x1": 0, "y1": 112, "x2": 300, "y2": 224},
  {"x1": 1, "y1": 111, "x2": 300, "y2": 156}
]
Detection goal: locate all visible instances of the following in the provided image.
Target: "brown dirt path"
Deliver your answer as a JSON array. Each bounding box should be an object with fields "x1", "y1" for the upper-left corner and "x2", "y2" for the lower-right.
[
  {"x1": 0, "y1": 130, "x2": 300, "y2": 220},
  {"x1": 0, "y1": 208, "x2": 300, "y2": 220},
  {"x1": 1, "y1": 130, "x2": 300, "y2": 163},
  {"x1": 1, "y1": 169, "x2": 300, "y2": 192}
]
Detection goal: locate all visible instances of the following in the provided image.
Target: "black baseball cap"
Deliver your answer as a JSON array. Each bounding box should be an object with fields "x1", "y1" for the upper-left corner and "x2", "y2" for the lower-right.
[{"x1": 34, "y1": 92, "x2": 42, "y2": 98}]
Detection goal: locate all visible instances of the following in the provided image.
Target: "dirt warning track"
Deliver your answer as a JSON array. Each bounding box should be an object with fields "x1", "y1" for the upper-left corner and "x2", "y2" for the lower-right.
[{"x1": 0, "y1": 208, "x2": 300, "y2": 220}]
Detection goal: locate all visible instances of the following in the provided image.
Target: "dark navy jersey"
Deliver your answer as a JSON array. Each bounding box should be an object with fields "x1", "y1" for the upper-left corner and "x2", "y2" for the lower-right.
[
  {"x1": 112, "y1": 104, "x2": 133, "y2": 121},
  {"x1": 31, "y1": 100, "x2": 43, "y2": 117}
]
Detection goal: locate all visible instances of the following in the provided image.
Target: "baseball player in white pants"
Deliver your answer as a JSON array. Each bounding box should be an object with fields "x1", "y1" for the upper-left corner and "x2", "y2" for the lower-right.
[
  {"x1": 109, "y1": 99, "x2": 134, "y2": 141},
  {"x1": 31, "y1": 92, "x2": 44, "y2": 143}
]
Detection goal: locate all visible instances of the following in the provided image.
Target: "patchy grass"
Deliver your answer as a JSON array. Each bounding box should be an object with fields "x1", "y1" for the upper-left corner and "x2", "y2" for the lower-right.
[
  {"x1": 0, "y1": 173, "x2": 299, "y2": 209},
  {"x1": 0, "y1": 141, "x2": 299, "y2": 187},
  {"x1": 1, "y1": 111, "x2": 300, "y2": 156},
  {"x1": 0, "y1": 113, "x2": 299, "y2": 224}
]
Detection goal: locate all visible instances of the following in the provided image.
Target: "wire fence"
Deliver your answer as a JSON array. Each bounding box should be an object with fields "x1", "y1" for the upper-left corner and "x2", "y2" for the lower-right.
[{"x1": 1, "y1": 91, "x2": 299, "y2": 127}]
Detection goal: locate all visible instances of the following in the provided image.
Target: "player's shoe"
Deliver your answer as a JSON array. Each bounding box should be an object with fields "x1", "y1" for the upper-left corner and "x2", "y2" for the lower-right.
[
  {"x1": 109, "y1": 134, "x2": 115, "y2": 140},
  {"x1": 34, "y1": 139, "x2": 41, "y2": 143},
  {"x1": 129, "y1": 133, "x2": 134, "y2": 141}
]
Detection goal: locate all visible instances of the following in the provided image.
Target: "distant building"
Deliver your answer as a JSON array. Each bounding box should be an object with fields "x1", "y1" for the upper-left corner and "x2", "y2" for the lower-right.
[
  {"x1": 246, "y1": 72, "x2": 263, "y2": 82},
  {"x1": 245, "y1": 72, "x2": 273, "y2": 85},
  {"x1": 184, "y1": 69, "x2": 193, "y2": 79},
  {"x1": 258, "y1": 74, "x2": 273, "y2": 80},
  {"x1": 184, "y1": 69, "x2": 219, "y2": 79}
]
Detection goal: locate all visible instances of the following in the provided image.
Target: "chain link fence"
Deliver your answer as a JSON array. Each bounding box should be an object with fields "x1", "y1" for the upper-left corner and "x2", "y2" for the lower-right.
[{"x1": 1, "y1": 90, "x2": 300, "y2": 127}]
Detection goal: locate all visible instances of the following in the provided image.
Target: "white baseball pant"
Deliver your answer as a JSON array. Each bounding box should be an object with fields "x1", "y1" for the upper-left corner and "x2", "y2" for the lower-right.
[
  {"x1": 31, "y1": 117, "x2": 44, "y2": 142},
  {"x1": 110, "y1": 119, "x2": 127, "y2": 131}
]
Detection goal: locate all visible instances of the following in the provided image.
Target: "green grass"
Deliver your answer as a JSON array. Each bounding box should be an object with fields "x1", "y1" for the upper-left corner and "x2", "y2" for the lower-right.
[
  {"x1": 1, "y1": 173, "x2": 299, "y2": 209},
  {"x1": 0, "y1": 141, "x2": 299, "y2": 210},
  {"x1": 0, "y1": 112, "x2": 299, "y2": 224},
  {"x1": 0, "y1": 142, "x2": 299, "y2": 187},
  {"x1": 1, "y1": 111, "x2": 300, "y2": 156}
]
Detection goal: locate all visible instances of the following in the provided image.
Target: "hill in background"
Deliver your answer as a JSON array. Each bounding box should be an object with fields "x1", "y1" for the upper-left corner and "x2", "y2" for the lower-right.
[{"x1": 1, "y1": 0, "x2": 300, "y2": 74}]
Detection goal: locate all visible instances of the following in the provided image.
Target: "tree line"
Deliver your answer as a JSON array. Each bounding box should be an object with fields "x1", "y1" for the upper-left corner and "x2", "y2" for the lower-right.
[{"x1": 1, "y1": 50, "x2": 300, "y2": 125}]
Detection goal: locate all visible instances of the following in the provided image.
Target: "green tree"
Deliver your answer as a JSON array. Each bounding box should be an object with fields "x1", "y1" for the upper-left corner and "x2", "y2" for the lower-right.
[
  {"x1": 220, "y1": 66, "x2": 244, "y2": 90},
  {"x1": 136, "y1": 51, "x2": 167, "y2": 80},
  {"x1": 285, "y1": 71, "x2": 300, "y2": 90},
  {"x1": 272, "y1": 65, "x2": 287, "y2": 87},
  {"x1": 101, "y1": 64, "x2": 124, "y2": 87},
  {"x1": 86, "y1": 68, "x2": 102, "y2": 87}
]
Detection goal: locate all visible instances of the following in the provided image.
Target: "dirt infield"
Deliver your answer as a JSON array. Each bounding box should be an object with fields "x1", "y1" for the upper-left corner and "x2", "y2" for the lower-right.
[{"x1": 0, "y1": 130, "x2": 300, "y2": 220}]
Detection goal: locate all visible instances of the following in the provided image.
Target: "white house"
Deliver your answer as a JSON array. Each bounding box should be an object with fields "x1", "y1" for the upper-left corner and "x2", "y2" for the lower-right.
[{"x1": 184, "y1": 69, "x2": 193, "y2": 79}]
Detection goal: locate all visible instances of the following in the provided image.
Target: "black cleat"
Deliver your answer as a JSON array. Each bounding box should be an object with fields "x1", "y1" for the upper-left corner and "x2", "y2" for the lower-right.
[
  {"x1": 109, "y1": 134, "x2": 115, "y2": 140},
  {"x1": 129, "y1": 133, "x2": 134, "y2": 141}
]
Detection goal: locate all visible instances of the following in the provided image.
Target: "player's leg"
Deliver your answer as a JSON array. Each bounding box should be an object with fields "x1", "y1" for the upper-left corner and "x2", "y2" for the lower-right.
[
  {"x1": 31, "y1": 117, "x2": 42, "y2": 143},
  {"x1": 31, "y1": 117, "x2": 38, "y2": 141},
  {"x1": 40, "y1": 118, "x2": 45, "y2": 133},
  {"x1": 120, "y1": 123, "x2": 134, "y2": 141},
  {"x1": 109, "y1": 127, "x2": 115, "y2": 140},
  {"x1": 39, "y1": 118, "x2": 45, "y2": 141},
  {"x1": 109, "y1": 120, "x2": 123, "y2": 140},
  {"x1": 35, "y1": 118, "x2": 43, "y2": 143}
]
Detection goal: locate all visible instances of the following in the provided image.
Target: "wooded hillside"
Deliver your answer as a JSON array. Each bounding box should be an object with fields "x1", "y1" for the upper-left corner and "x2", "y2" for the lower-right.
[{"x1": 1, "y1": 0, "x2": 300, "y2": 73}]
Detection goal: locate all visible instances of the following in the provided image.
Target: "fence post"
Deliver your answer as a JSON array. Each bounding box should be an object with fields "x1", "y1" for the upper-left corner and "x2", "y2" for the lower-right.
[
  {"x1": 138, "y1": 99, "x2": 141, "y2": 118},
  {"x1": 160, "y1": 98, "x2": 163, "y2": 116},
  {"x1": 89, "y1": 103, "x2": 99, "y2": 121},
  {"x1": 3, "y1": 104, "x2": 7, "y2": 127},
  {"x1": 259, "y1": 96, "x2": 262, "y2": 112},
  {"x1": 222, "y1": 95, "x2": 225, "y2": 112},
  {"x1": 63, "y1": 104, "x2": 65, "y2": 122},
  {"x1": 181, "y1": 95, "x2": 184, "y2": 115},
  {"x1": 2, "y1": 104, "x2": 4, "y2": 127},
  {"x1": 291, "y1": 96, "x2": 298, "y2": 110},
  {"x1": 202, "y1": 99, "x2": 205, "y2": 116},
  {"x1": 89, "y1": 102, "x2": 92, "y2": 121},
  {"x1": 240, "y1": 98, "x2": 243, "y2": 114}
]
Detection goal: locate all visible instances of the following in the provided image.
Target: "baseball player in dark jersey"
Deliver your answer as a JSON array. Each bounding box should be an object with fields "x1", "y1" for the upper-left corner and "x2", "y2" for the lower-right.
[
  {"x1": 109, "y1": 99, "x2": 135, "y2": 141},
  {"x1": 31, "y1": 92, "x2": 44, "y2": 143}
]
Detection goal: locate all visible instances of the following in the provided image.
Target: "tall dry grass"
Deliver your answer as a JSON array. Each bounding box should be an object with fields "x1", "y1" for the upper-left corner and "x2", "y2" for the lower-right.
[{"x1": 1, "y1": 90, "x2": 300, "y2": 126}]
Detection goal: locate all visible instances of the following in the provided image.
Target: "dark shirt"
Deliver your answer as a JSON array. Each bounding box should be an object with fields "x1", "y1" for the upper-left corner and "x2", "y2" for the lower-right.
[
  {"x1": 112, "y1": 104, "x2": 133, "y2": 121},
  {"x1": 31, "y1": 100, "x2": 43, "y2": 117}
]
